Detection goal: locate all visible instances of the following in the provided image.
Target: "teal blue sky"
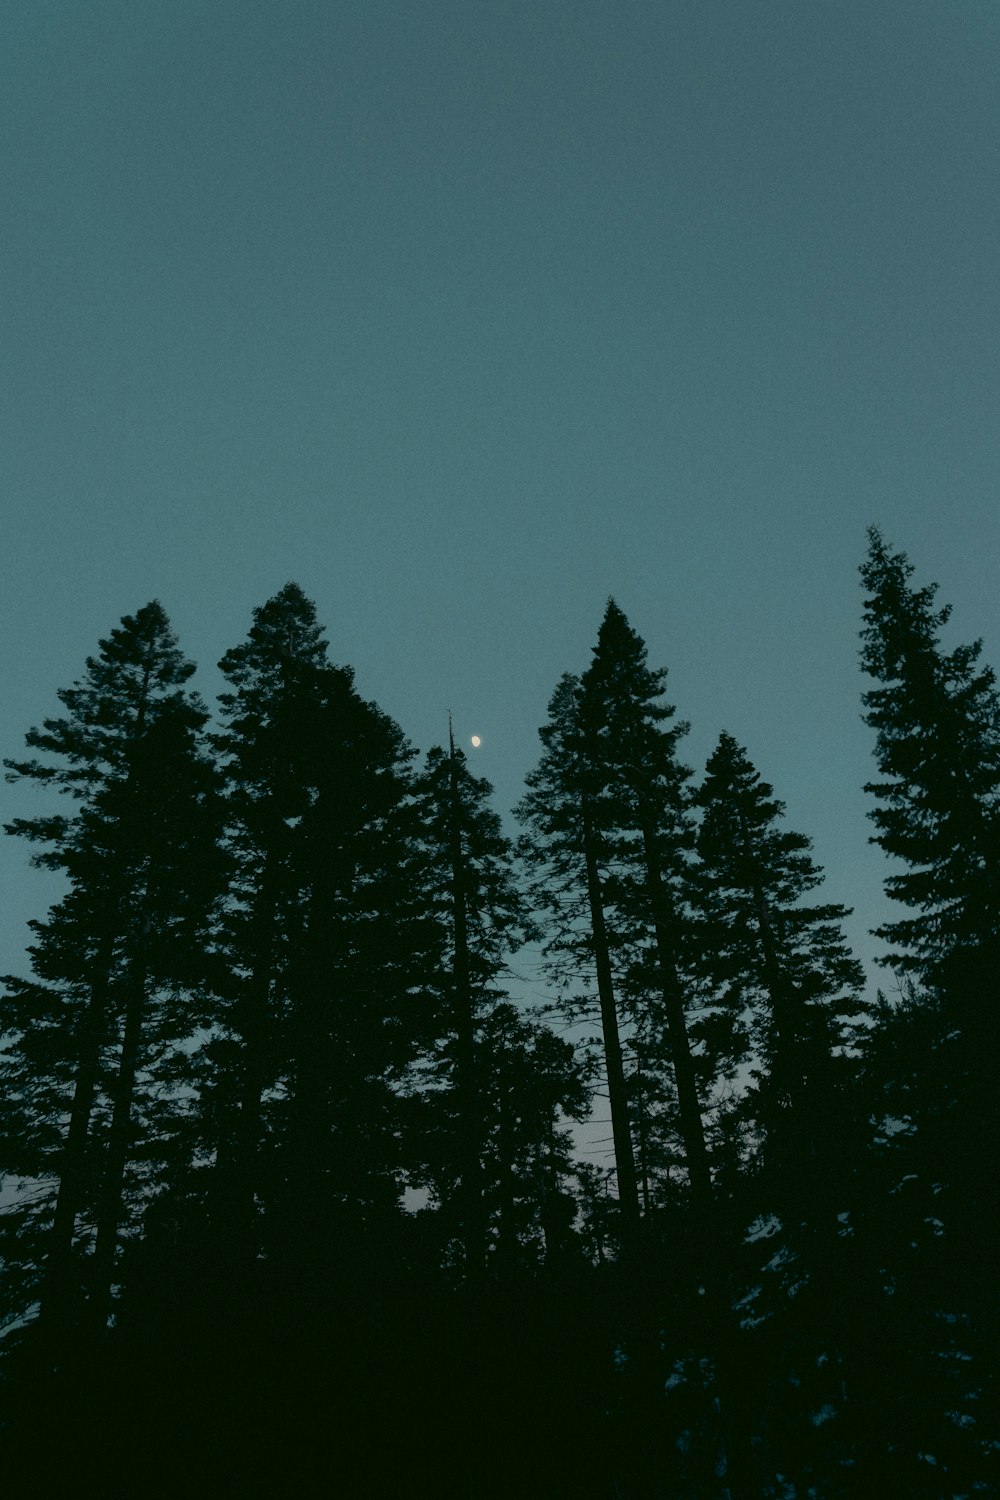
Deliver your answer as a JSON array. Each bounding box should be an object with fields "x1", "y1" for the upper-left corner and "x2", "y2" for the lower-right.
[{"x1": 4, "y1": 1, "x2": 999, "y2": 987}]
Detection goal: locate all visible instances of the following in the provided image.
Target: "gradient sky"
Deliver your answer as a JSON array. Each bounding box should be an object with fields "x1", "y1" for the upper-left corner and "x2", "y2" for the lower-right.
[{"x1": 4, "y1": 1, "x2": 999, "y2": 992}]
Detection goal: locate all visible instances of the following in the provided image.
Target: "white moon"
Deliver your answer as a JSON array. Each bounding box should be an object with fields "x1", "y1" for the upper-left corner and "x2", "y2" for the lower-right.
[{"x1": 470, "y1": 735, "x2": 481, "y2": 748}]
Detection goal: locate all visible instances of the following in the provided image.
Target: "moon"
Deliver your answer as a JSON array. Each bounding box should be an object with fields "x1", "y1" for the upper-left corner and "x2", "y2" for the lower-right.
[{"x1": 470, "y1": 735, "x2": 481, "y2": 748}]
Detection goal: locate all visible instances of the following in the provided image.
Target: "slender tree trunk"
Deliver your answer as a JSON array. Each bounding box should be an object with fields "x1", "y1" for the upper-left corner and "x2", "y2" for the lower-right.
[
  {"x1": 449, "y1": 734, "x2": 485, "y2": 1280},
  {"x1": 495, "y1": 1079, "x2": 518, "y2": 1278},
  {"x1": 635, "y1": 1059, "x2": 651, "y2": 1216},
  {"x1": 233, "y1": 960, "x2": 270, "y2": 1255},
  {"x1": 91, "y1": 933, "x2": 149, "y2": 1329},
  {"x1": 38, "y1": 935, "x2": 117, "y2": 1340},
  {"x1": 581, "y1": 799, "x2": 641, "y2": 1236},
  {"x1": 582, "y1": 804, "x2": 672, "y2": 1496},
  {"x1": 42, "y1": 671, "x2": 153, "y2": 1339},
  {"x1": 283, "y1": 863, "x2": 341, "y2": 1261},
  {"x1": 638, "y1": 822, "x2": 712, "y2": 1206},
  {"x1": 640, "y1": 827, "x2": 753, "y2": 1500},
  {"x1": 225, "y1": 848, "x2": 284, "y2": 1262}
]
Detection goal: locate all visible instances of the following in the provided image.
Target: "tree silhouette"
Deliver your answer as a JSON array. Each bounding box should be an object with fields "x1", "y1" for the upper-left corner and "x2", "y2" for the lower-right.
[
  {"x1": 517, "y1": 671, "x2": 641, "y2": 1242},
  {"x1": 694, "y1": 730, "x2": 864, "y2": 1191},
  {"x1": 1, "y1": 602, "x2": 220, "y2": 1345},
  {"x1": 203, "y1": 583, "x2": 436, "y2": 1270},
  {"x1": 860, "y1": 526, "x2": 1000, "y2": 973},
  {"x1": 577, "y1": 601, "x2": 710, "y2": 1208}
]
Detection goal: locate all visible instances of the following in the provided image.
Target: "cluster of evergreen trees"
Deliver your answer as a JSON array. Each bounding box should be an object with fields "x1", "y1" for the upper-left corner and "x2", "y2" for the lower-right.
[{"x1": 0, "y1": 530, "x2": 996, "y2": 1497}]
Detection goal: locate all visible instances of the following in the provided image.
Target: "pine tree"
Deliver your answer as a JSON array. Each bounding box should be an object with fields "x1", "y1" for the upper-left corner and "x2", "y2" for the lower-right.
[
  {"x1": 519, "y1": 613, "x2": 751, "y2": 1499},
  {"x1": 694, "y1": 731, "x2": 865, "y2": 1190},
  {"x1": 858, "y1": 528, "x2": 1000, "y2": 1264},
  {"x1": 853, "y1": 533, "x2": 1000, "y2": 1493},
  {"x1": 689, "y1": 733, "x2": 871, "y2": 1494},
  {"x1": 516, "y1": 672, "x2": 642, "y2": 1242},
  {"x1": 204, "y1": 583, "x2": 435, "y2": 1267},
  {"x1": 414, "y1": 737, "x2": 540, "y2": 1276},
  {"x1": 1, "y1": 603, "x2": 220, "y2": 1339},
  {"x1": 860, "y1": 526, "x2": 1000, "y2": 975},
  {"x1": 577, "y1": 601, "x2": 712, "y2": 1206},
  {"x1": 203, "y1": 582, "x2": 331, "y2": 1258}
]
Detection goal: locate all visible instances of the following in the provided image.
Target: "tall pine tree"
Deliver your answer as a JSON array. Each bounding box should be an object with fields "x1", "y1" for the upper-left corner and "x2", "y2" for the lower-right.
[
  {"x1": 202, "y1": 583, "x2": 435, "y2": 1270},
  {"x1": 860, "y1": 526, "x2": 1000, "y2": 974},
  {"x1": 414, "y1": 736, "x2": 541, "y2": 1277},
  {"x1": 694, "y1": 730, "x2": 865, "y2": 1193},
  {"x1": 578, "y1": 601, "x2": 711, "y2": 1207},
  {"x1": 1, "y1": 603, "x2": 220, "y2": 1341},
  {"x1": 853, "y1": 533, "x2": 1000, "y2": 1494},
  {"x1": 516, "y1": 672, "x2": 642, "y2": 1243}
]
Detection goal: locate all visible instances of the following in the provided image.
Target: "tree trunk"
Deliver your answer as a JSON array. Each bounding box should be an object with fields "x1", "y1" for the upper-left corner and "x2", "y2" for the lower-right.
[
  {"x1": 91, "y1": 930, "x2": 149, "y2": 1329},
  {"x1": 639, "y1": 822, "x2": 712, "y2": 1206},
  {"x1": 39, "y1": 934, "x2": 116, "y2": 1342},
  {"x1": 581, "y1": 798, "x2": 641, "y2": 1236},
  {"x1": 449, "y1": 737, "x2": 486, "y2": 1280}
]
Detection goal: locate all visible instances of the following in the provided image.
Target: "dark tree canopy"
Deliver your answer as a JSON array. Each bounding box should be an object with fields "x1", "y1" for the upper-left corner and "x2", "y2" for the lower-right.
[{"x1": 0, "y1": 553, "x2": 996, "y2": 1499}]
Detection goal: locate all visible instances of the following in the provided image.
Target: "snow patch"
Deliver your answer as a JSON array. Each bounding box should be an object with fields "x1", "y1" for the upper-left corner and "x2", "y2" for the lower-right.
[{"x1": 745, "y1": 1212, "x2": 781, "y2": 1244}]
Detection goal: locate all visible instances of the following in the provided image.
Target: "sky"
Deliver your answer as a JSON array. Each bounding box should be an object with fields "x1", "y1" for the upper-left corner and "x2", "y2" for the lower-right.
[{"x1": 3, "y1": 0, "x2": 999, "y2": 994}]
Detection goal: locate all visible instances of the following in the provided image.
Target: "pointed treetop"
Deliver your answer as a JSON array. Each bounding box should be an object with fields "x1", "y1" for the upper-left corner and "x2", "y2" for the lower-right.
[
  {"x1": 580, "y1": 600, "x2": 685, "y2": 776},
  {"x1": 701, "y1": 731, "x2": 784, "y2": 819},
  {"x1": 585, "y1": 600, "x2": 666, "y2": 704},
  {"x1": 87, "y1": 600, "x2": 195, "y2": 686},
  {"x1": 859, "y1": 530, "x2": 1000, "y2": 969},
  {"x1": 860, "y1": 530, "x2": 954, "y2": 682},
  {"x1": 5, "y1": 599, "x2": 203, "y2": 797},
  {"x1": 218, "y1": 584, "x2": 343, "y2": 703},
  {"x1": 696, "y1": 732, "x2": 820, "y2": 897},
  {"x1": 594, "y1": 597, "x2": 650, "y2": 659},
  {"x1": 247, "y1": 582, "x2": 329, "y2": 665},
  {"x1": 93, "y1": 600, "x2": 193, "y2": 677}
]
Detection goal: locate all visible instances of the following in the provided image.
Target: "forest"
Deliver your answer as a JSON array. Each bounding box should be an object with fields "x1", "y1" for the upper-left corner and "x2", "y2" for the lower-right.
[{"x1": 0, "y1": 527, "x2": 996, "y2": 1498}]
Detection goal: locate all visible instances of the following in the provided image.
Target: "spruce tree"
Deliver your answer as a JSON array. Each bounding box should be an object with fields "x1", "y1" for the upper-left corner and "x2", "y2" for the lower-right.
[
  {"x1": 860, "y1": 526, "x2": 1000, "y2": 974},
  {"x1": 853, "y1": 533, "x2": 1000, "y2": 1493},
  {"x1": 205, "y1": 583, "x2": 331, "y2": 1258},
  {"x1": 414, "y1": 737, "x2": 539, "y2": 1276},
  {"x1": 859, "y1": 528, "x2": 1000, "y2": 1253},
  {"x1": 694, "y1": 731, "x2": 865, "y2": 1190},
  {"x1": 204, "y1": 583, "x2": 435, "y2": 1267},
  {"x1": 519, "y1": 613, "x2": 750, "y2": 1499},
  {"x1": 516, "y1": 672, "x2": 641, "y2": 1241},
  {"x1": 690, "y1": 733, "x2": 870, "y2": 1493},
  {"x1": 1, "y1": 603, "x2": 220, "y2": 1339},
  {"x1": 577, "y1": 601, "x2": 711, "y2": 1206}
]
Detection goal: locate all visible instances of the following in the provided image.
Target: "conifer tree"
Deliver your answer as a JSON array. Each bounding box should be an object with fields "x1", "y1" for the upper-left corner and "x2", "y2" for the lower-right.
[
  {"x1": 853, "y1": 534, "x2": 1000, "y2": 1491},
  {"x1": 860, "y1": 526, "x2": 1000, "y2": 974},
  {"x1": 1, "y1": 603, "x2": 220, "y2": 1338},
  {"x1": 516, "y1": 672, "x2": 641, "y2": 1241},
  {"x1": 415, "y1": 738, "x2": 540, "y2": 1275},
  {"x1": 577, "y1": 601, "x2": 712, "y2": 1205},
  {"x1": 858, "y1": 528, "x2": 1000, "y2": 1245},
  {"x1": 204, "y1": 583, "x2": 331, "y2": 1255},
  {"x1": 276, "y1": 675, "x2": 437, "y2": 1259},
  {"x1": 694, "y1": 731, "x2": 865, "y2": 1188},
  {"x1": 687, "y1": 734, "x2": 871, "y2": 1492},
  {"x1": 518, "y1": 615, "x2": 750, "y2": 1496},
  {"x1": 204, "y1": 583, "x2": 435, "y2": 1264}
]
